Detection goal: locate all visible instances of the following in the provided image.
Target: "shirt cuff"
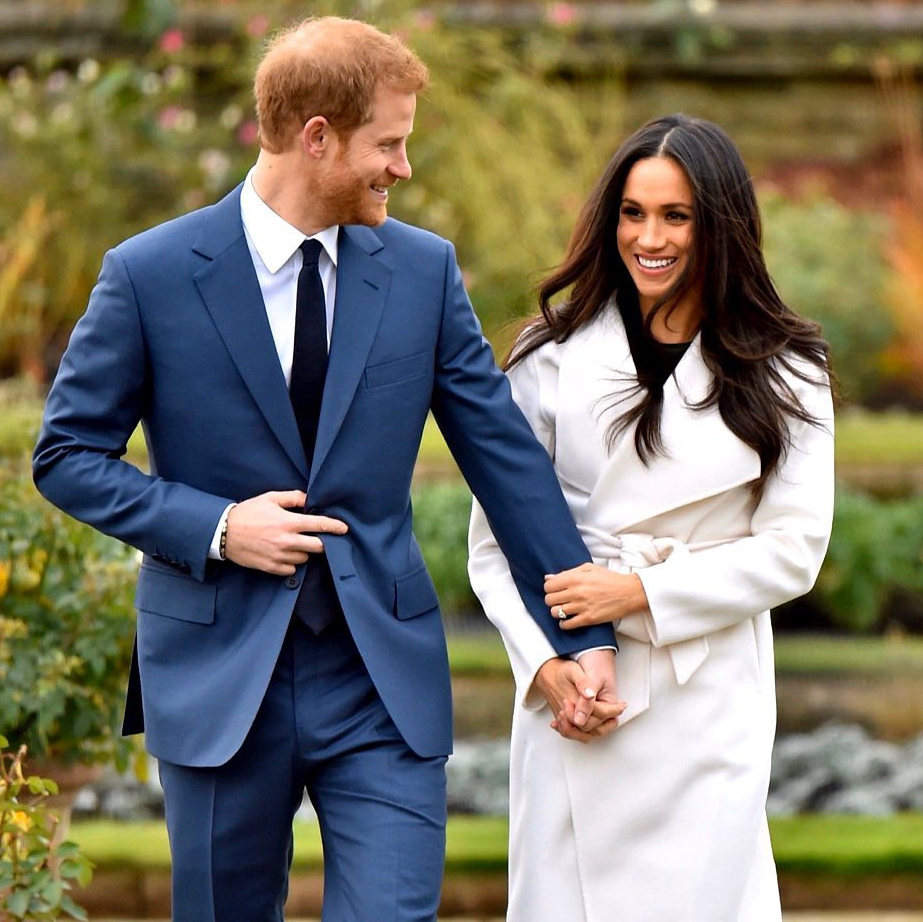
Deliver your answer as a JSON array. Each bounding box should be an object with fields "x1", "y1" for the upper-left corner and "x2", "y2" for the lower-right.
[
  {"x1": 570, "y1": 645, "x2": 618, "y2": 661},
  {"x1": 208, "y1": 503, "x2": 236, "y2": 560}
]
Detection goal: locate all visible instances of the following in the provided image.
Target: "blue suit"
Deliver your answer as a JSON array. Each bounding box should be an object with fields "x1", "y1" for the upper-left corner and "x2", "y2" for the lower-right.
[{"x1": 34, "y1": 184, "x2": 615, "y2": 920}]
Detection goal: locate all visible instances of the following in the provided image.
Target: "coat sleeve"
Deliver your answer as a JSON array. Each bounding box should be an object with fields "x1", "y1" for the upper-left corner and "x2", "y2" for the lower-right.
[
  {"x1": 430, "y1": 242, "x2": 615, "y2": 661},
  {"x1": 637, "y1": 370, "x2": 835, "y2": 646},
  {"x1": 32, "y1": 247, "x2": 231, "y2": 581},
  {"x1": 468, "y1": 348, "x2": 579, "y2": 708}
]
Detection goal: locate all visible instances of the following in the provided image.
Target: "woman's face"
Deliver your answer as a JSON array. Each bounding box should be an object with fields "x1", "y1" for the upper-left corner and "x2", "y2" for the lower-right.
[{"x1": 617, "y1": 156, "x2": 700, "y2": 324}]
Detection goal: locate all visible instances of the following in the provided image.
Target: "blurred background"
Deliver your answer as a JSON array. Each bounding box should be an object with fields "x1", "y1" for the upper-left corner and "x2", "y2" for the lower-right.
[{"x1": 1, "y1": 0, "x2": 923, "y2": 918}]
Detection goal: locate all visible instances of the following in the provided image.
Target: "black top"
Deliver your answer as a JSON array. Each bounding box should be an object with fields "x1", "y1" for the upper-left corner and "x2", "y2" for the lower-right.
[{"x1": 618, "y1": 301, "x2": 692, "y2": 388}]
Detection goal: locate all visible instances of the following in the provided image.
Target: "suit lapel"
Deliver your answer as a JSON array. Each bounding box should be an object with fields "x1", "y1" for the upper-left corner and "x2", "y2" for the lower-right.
[
  {"x1": 192, "y1": 186, "x2": 308, "y2": 476},
  {"x1": 309, "y1": 224, "x2": 392, "y2": 486}
]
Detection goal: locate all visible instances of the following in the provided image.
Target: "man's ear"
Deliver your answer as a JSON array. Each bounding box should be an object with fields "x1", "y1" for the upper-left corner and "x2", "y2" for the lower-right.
[{"x1": 302, "y1": 116, "x2": 330, "y2": 158}]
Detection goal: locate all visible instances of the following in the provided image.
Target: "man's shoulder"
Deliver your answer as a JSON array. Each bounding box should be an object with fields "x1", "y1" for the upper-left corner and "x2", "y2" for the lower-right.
[
  {"x1": 373, "y1": 217, "x2": 451, "y2": 255},
  {"x1": 115, "y1": 186, "x2": 241, "y2": 262}
]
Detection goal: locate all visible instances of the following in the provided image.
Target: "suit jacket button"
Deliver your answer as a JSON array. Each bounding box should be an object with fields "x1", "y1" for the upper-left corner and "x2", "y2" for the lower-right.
[{"x1": 285, "y1": 575, "x2": 300, "y2": 589}]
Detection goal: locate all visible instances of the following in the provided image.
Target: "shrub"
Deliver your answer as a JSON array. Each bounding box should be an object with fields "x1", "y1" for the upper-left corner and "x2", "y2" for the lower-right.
[
  {"x1": 809, "y1": 485, "x2": 923, "y2": 633},
  {"x1": 412, "y1": 480, "x2": 477, "y2": 623},
  {"x1": 0, "y1": 735, "x2": 94, "y2": 921},
  {"x1": 760, "y1": 189, "x2": 892, "y2": 406},
  {"x1": 0, "y1": 465, "x2": 137, "y2": 769}
]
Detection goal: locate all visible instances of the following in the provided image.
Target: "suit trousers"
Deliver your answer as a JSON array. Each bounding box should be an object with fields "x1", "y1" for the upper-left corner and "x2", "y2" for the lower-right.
[{"x1": 158, "y1": 616, "x2": 448, "y2": 922}]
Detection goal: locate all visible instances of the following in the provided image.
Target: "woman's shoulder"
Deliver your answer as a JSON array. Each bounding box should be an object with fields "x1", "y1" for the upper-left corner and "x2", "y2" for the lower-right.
[
  {"x1": 771, "y1": 350, "x2": 834, "y2": 424},
  {"x1": 509, "y1": 301, "x2": 623, "y2": 377},
  {"x1": 773, "y1": 350, "x2": 832, "y2": 392}
]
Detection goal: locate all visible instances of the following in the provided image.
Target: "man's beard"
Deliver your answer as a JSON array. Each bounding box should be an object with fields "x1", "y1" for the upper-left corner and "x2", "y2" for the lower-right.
[{"x1": 316, "y1": 157, "x2": 388, "y2": 228}]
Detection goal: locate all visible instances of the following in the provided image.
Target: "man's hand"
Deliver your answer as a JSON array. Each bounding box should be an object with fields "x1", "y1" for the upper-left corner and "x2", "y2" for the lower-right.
[
  {"x1": 224, "y1": 490, "x2": 348, "y2": 575},
  {"x1": 534, "y1": 652, "x2": 625, "y2": 745}
]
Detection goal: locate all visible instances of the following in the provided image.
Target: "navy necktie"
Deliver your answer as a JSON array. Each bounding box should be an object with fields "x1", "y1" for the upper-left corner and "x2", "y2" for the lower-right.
[
  {"x1": 290, "y1": 239, "x2": 337, "y2": 634},
  {"x1": 290, "y1": 239, "x2": 328, "y2": 468}
]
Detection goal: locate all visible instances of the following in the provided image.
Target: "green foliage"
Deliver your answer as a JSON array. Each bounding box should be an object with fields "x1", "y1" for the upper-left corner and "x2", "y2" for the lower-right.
[
  {"x1": 383, "y1": 12, "x2": 621, "y2": 332},
  {"x1": 0, "y1": 2, "x2": 621, "y2": 380},
  {"x1": 761, "y1": 189, "x2": 892, "y2": 405},
  {"x1": 0, "y1": 466, "x2": 137, "y2": 769},
  {"x1": 0, "y1": 735, "x2": 94, "y2": 921},
  {"x1": 411, "y1": 480, "x2": 476, "y2": 620},
  {"x1": 0, "y1": 27, "x2": 256, "y2": 380},
  {"x1": 811, "y1": 485, "x2": 923, "y2": 633}
]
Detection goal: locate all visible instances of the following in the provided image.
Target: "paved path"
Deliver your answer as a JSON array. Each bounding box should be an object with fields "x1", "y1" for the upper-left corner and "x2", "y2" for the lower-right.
[{"x1": 95, "y1": 916, "x2": 923, "y2": 921}]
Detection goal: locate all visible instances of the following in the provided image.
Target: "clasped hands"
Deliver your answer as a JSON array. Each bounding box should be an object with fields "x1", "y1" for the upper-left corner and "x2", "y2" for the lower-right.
[
  {"x1": 534, "y1": 649, "x2": 625, "y2": 744},
  {"x1": 534, "y1": 562, "x2": 651, "y2": 743}
]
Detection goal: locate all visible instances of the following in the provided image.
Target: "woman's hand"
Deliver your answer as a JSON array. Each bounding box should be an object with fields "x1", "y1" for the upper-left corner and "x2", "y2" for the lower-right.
[
  {"x1": 545, "y1": 562, "x2": 649, "y2": 630},
  {"x1": 533, "y1": 653, "x2": 625, "y2": 744}
]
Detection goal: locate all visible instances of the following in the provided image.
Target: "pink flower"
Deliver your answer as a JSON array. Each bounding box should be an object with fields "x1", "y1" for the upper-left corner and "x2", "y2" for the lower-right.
[
  {"x1": 413, "y1": 9, "x2": 437, "y2": 31},
  {"x1": 237, "y1": 120, "x2": 259, "y2": 146},
  {"x1": 158, "y1": 105, "x2": 182, "y2": 130},
  {"x1": 159, "y1": 29, "x2": 185, "y2": 54},
  {"x1": 547, "y1": 2, "x2": 579, "y2": 27},
  {"x1": 246, "y1": 15, "x2": 270, "y2": 38}
]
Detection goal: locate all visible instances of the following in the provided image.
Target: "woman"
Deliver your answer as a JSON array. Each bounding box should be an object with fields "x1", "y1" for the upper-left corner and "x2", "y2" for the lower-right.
[{"x1": 468, "y1": 114, "x2": 835, "y2": 921}]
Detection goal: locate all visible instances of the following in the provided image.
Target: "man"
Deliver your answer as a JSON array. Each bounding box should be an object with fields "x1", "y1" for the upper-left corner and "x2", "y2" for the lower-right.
[{"x1": 34, "y1": 17, "x2": 619, "y2": 922}]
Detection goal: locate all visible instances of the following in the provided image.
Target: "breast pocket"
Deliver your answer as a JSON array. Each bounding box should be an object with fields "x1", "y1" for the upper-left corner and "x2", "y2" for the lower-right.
[
  {"x1": 364, "y1": 351, "x2": 432, "y2": 389},
  {"x1": 135, "y1": 563, "x2": 217, "y2": 625}
]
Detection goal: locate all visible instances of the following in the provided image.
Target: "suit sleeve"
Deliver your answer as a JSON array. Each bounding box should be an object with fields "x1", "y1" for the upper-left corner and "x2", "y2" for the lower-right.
[
  {"x1": 32, "y1": 248, "x2": 231, "y2": 580},
  {"x1": 468, "y1": 350, "x2": 580, "y2": 708},
  {"x1": 637, "y1": 371, "x2": 835, "y2": 645},
  {"x1": 429, "y1": 242, "x2": 615, "y2": 658}
]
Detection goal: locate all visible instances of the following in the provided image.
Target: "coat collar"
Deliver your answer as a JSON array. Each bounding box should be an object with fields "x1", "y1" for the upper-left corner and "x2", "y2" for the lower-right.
[{"x1": 558, "y1": 304, "x2": 760, "y2": 532}]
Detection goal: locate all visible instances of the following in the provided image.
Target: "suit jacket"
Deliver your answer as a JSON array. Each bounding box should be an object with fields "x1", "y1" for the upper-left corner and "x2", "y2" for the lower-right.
[
  {"x1": 468, "y1": 305, "x2": 834, "y2": 920},
  {"x1": 33, "y1": 184, "x2": 615, "y2": 767}
]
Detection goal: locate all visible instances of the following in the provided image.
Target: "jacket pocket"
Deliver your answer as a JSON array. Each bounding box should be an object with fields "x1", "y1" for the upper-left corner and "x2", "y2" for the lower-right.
[
  {"x1": 394, "y1": 564, "x2": 440, "y2": 621},
  {"x1": 135, "y1": 563, "x2": 217, "y2": 625},
  {"x1": 364, "y1": 351, "x2": 431, "y2": 389}
]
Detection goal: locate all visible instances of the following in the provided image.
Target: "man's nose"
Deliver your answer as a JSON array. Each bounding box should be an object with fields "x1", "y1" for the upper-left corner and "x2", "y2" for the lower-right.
[{"x1": 389, "y1": 146, "x2": 412, "y2": 181}]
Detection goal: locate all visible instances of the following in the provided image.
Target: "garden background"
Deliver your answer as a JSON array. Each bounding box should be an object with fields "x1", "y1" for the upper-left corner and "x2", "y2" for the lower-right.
[{"x1": 2, "y1": 0, "x2": 923, "y2": 918}]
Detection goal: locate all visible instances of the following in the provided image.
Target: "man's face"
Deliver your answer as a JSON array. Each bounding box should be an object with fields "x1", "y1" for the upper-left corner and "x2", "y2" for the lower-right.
[{"x1": 318, "y1": 85, "x2": 416, "y2": 227}]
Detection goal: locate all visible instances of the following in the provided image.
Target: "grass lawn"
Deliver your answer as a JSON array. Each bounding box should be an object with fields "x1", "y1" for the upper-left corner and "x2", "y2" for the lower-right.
[
  {"x1": 71, "y1": 813, "x2": 923, "y2": 877},
  {"x1": 71, "y1": 816, "x2": 509, "y2": 874},
  {"x1": 773, "y1": 634, "x2": 923, "y2": 677},
  {"x1": 836, "y1": 409, "x2": 923, "y2": 467}
]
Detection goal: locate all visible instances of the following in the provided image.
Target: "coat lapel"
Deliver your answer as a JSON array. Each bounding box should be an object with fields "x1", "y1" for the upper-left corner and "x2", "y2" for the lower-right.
[
  {"x1": 567, "y1": 306, "x2": 761, "y2": 532},
  {"x1": 192, "y1": 186, "x2": 308, "y2": 476},
  {"x1": 309, "y1": 224, "x2": 392, "y2": 486}
]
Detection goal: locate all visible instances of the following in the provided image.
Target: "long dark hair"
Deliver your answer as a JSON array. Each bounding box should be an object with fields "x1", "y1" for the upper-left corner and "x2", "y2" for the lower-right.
[{"x1": 507, "y1": 113, "x2": 834, "y2": 492}]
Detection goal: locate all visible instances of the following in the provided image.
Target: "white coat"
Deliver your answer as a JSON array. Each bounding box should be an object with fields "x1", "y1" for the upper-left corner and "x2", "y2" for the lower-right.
[{"x1": 468, "y1": 304, "x2": 835, "y2": 922}]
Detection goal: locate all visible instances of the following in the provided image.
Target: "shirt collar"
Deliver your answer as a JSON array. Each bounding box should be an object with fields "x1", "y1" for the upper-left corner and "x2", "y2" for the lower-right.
[{"x1": 240, "y1": 169, "x2": 339, "y2": 273}]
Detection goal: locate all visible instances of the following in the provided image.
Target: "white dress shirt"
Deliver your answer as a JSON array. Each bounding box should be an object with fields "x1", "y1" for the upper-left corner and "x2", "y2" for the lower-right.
[
  {"x1": 240, "y1": 169, "x2": 339, "y2": 378},
  {"x1": 209, "y1": 172, "x2": 340, "y2": 558}
]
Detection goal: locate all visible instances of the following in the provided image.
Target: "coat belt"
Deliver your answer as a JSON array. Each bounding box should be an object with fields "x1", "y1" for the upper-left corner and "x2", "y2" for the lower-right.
[{"x1": 577, "y1": 525, "x2": 710, "y2": 722}]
